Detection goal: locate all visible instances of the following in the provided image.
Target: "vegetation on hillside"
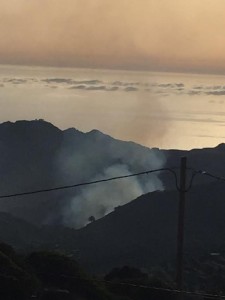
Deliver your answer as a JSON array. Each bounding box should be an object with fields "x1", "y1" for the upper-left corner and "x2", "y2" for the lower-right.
[{"x1": 1, "y1": 242, "x2": 225, "y2": 299}]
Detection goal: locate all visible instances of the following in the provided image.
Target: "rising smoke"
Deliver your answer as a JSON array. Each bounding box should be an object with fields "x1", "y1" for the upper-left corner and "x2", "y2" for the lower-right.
[
  {"x1": 63, "y1": 164, "x2": 164, "y2": 228},
  {"x1": 58, "y1": 130, "x2": 166, "y2": 228}
]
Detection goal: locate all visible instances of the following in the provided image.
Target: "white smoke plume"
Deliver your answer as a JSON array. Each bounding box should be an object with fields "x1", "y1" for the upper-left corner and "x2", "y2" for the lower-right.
[{"x1": 62, "y1": 146, "x2": 165, "y2": 228}]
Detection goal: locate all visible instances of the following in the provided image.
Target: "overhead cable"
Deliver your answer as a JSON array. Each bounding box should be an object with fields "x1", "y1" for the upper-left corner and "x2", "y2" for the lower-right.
[
  {"x1": 1, "y1": 167, "x2": 225, "y2": 199},
  {"x1": 0, "y1": 167, "x2": 177, "y2": 199}
]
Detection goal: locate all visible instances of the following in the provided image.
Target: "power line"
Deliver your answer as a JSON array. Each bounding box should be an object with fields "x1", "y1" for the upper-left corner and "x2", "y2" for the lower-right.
[
  {"x1": 185, "y1": 170, "x2": 202, "y2": 192},
  {"x1": 185, "y1": 169, "x2": 225, "y2": 192},
  {"x1": 200, "y1": 170, "x2": 225, "y2": 182},
  {"x1": 1, "y1": 165, "x2": 225, "y2": 200},
  {"x1": 0, "y1": 167, "x2": 177, "y2": 199}
]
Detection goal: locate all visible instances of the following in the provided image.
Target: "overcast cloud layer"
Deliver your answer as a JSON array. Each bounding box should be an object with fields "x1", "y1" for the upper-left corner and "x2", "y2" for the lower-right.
[{"x1": 1, "y1": 0, "x2": 225, "y2": 73}]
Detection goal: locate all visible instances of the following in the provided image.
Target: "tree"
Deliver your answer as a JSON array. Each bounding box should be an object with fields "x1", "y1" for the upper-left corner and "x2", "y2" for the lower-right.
[{"x1": 88, "y1": 216, "x2": 96, "y2": 223}]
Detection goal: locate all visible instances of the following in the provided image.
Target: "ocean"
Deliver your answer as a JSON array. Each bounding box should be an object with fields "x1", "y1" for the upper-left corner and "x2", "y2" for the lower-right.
[{"x1": 1, "y1": 64, "x2": 225, "y2": 150}]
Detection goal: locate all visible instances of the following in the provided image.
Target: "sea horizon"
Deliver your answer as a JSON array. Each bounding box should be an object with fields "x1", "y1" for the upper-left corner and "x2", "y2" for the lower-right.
[{"x1": 1, "y1": 64, "x2": 225, "y2": 150}]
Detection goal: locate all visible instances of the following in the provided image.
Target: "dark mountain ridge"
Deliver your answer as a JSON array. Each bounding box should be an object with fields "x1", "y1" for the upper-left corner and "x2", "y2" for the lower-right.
[
  {"x1": 0, "y1": 119, "x2": 224, "y2": 225},
  {"x1": 0, "y1": 120, "x2": 165, "y2": 226},
  {"x1": 0, "y1": 120, "x2": 224, "y2": 273}
]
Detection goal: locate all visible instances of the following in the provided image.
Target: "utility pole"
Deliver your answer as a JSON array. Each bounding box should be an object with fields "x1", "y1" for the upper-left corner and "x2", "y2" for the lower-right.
[{"x1": 176, "y1": 156, "x2": 187, "y2": 293}]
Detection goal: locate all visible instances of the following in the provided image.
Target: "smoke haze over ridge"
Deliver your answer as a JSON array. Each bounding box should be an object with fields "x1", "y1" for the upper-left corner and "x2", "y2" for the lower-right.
[
  {"x1": 63, "y1": 164, "x2": 164, "y2": 228},
  {"x1": 56, "y1": 126, "x2": 165, "y2": 228}
]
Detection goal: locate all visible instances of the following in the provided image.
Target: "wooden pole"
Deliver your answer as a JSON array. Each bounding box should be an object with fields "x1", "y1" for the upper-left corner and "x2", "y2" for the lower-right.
[{"x1": 176, "y1": 156, "x2": 187, "y2": 291}]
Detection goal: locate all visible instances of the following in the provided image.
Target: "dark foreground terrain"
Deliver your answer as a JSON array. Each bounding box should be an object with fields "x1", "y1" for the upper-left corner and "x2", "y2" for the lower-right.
[{"x1": 0, "y1": 120, "x2": 225, "y2": 297}]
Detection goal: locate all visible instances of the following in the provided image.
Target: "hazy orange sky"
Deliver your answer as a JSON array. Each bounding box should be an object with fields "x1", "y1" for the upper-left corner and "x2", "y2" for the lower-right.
[{"x1": 0, "y1": 0, "x2": 225, "y2": 73}]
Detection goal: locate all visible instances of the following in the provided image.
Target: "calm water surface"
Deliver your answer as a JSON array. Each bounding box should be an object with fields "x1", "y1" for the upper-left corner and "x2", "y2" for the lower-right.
[{"x1": 1, "y1": 64, "x2": 225, "y2": 150}]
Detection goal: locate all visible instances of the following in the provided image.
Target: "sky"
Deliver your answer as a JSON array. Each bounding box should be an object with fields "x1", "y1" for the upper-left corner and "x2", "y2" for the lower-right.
[{"x1": 1, "y1": 0, "x2": 225, "y2": 74}]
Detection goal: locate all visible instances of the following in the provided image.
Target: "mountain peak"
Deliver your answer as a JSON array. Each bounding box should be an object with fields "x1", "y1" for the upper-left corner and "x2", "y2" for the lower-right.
[
  {"x1": 63, "y1": 127, "x2": 84, "y2": 135},
  {"x1": 86, "y1": 129, "x2": 112, "y2": 140},
  {"x1": 0, "y1": 119, "x2": 61, "y2": 132}
]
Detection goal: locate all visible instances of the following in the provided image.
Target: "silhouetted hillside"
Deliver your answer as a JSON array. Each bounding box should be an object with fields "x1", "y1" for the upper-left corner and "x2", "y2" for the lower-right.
[
  {"x1": 0, "y1": 212, "x2": 43, "y2": 250},
  {"x1": 0, "y1": 120, "x2": 224, "y2": 227},
  {"x1": 0, "y1": 120, "x2": 166, "y2": 227},
  {"x1": 61, "y1": 180, "x2": 225, "y2": 273},
  {"x1": 0, "y1": 120, "x2": 224, "y2": 275},
  {"x1": 1, "y1": 180, "x2": 225, "y2": 276}
]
